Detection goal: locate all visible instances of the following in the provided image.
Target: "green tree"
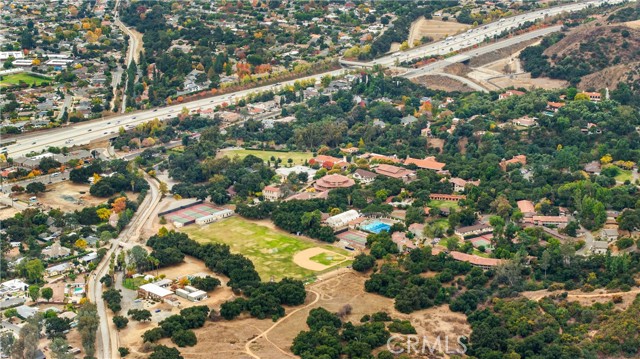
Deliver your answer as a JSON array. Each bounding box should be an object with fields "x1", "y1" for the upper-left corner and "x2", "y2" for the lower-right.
[
  {"x1": 41, "y1": 287, "x2": 54, "y2": 301},
  {"x1": 28, "y1": 285, "x2": 40, "y2": 302},
  {"x1": 26, "y1": 181, "x2": 46, "y2": 194},
  {"x1": 150, "y1": 345, "x2": 183, "y2": 359},
  {"x1": 77, "y1": 302, "x2": 99, "y2": 358},
  {"x1": 113, "y1": 316, "x2": 129, "y2": 330}
]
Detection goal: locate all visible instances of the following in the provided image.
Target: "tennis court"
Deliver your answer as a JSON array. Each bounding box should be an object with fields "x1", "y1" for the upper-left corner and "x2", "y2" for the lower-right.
[
  {"x1": 165, "y1": 202, "x2": 225, "y2": 224},
  {"x1": 336, "y1": 230, "x2": 369, "y2": 248},
  {"x1": 361, "y1": 220, "x2": 391, "y2": 234}
]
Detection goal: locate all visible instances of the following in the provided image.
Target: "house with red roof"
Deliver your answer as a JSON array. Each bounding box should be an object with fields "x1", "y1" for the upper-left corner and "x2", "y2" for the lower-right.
[{"x1": 404, "y1": 156, "x2": 446, "y2": 171}]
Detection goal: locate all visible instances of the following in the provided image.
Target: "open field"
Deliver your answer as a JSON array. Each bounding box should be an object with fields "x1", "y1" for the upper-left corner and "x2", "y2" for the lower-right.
[
  {"x1": 0, "y1": 73, "x2": 52, "y2": 87},
  {"x1": 182, "y1": 217, "x2": 351, "y2": 281},
  {"x1": 168, "y1": 271, "x2": 471, "y2": 359},
  {"x1": 217, "y1": 148, "x2": 311, "y2": 166},
  {"x1": 428, "y1": 199, "x2": 460, "y2": 210},
  {"x1": 615, "y1": 169, "x2": 633, "y2": 183},
  {"x1": 408, "y1": 18, "x2": 471, "y2": 47}
]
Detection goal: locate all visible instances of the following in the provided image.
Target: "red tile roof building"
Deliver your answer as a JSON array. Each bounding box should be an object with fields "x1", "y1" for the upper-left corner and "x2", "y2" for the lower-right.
[
  {"x1": 313, "y1": 174, "x2": 356, "y2": 191},
  {"x1": 499, "y1": 90, "x2": 525, "y2": 100},
  {"x1": 500, "y1": 155, "x2": 527, "y2": 171},
  {"x1": 404, "y1": 156, "x2": 446, "y2": 171},
  {"x1": 374, "y1": 164, "x2": 416, "y2": 183},
  {"x1": 429, "y1": 193, "x2": 466, "y2": 202}
]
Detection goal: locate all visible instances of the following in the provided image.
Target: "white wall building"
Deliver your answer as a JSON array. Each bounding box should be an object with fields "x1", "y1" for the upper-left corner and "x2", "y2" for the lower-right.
[
  {"x1": 326, "y1": 210, "x2": 360, "y2": 229},
  {"x1": 195, "y1": 209, "x2": 234, "y2": 225}
]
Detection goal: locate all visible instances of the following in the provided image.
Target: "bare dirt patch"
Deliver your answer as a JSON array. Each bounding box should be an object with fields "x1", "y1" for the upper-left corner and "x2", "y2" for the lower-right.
[
  {"x1": 625, "y1": 20, "x2": 640, "y2": 29},
  {"x1": 522, "y1": 287, "x2": 640, "y2": 310},
  {"x1": 292, "y1": 247, "x2": 347, "y2": 271},
  {"x1": 468, "y1": 38, "x2": 539, "y2": 68},
  {"x1": 412, "y1": 74, "x2": 477, "y2": 92},
  {"x1": 0, "y1": 206, "x2": 20, "y2": 220},
  {"x1": 14, "y1": 181, "x2": 106, "y2": 212},
  {"x1": 409, "y1": 18, "x2": 470, "y2": 47},
  {"x1": 122, "y1": 271, "x2": 470, "y2": 359}
]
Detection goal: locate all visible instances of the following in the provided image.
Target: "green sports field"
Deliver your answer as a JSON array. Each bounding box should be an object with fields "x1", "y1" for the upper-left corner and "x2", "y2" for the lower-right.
[
  {"x1": 181, "y1": 216, "x2": 350, "y2": 281},
  {"x1": 0, "y1": 73, "x2": 52, "y2": 87},
  {"x1": 218, "y1": 149, "x2": 311, "y2": 166}
]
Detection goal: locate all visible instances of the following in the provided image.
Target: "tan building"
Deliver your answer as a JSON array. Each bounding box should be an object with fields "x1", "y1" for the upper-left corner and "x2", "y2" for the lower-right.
[{"x1": 374, "y1": 164, "x2": 416, "y2": 183}]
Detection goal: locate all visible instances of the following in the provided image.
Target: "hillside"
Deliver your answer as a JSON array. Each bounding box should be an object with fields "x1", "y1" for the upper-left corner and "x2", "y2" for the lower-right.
[{"x1": 520, "y1": 24, "x2": 640, "y2": 90}]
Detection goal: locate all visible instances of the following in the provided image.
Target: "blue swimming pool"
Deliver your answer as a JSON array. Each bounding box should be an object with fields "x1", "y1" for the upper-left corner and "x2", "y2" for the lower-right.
[{"x1": 361, "y1": 221, "x2": 391, "y2": 234}]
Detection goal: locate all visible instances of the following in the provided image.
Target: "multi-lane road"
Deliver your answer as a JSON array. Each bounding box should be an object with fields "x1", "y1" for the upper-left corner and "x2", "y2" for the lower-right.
[
  {"x1": 342, "y1": 0, "x2": 629, "y2": 68},
  {"x1": 3, "y1": 0, "x2": 630, "y2": 159}
]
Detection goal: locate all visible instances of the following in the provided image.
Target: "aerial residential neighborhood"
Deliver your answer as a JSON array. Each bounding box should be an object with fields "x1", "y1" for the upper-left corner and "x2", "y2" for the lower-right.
[{"x1": 2, "y1": 0, "x2": 640, "y2": 359}]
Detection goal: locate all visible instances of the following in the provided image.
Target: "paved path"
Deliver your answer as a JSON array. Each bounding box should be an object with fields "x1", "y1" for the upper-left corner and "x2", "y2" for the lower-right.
[{"x1": 88, "y1": 173, "x2": 161, "y2": 359}]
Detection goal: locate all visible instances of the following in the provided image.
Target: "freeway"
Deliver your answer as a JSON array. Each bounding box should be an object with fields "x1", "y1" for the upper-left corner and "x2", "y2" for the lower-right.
[
  {"x1": 87, "y1": 173, "x2": 161, "y2": 359},
  {"x1": 342, "y1": 0, "x2": 629, "y2": 68},
  {"x1": 3, "y1": 0, "x2": 629, "y2": 159},
  {"x1": 4, "y1": 67, "x2": 349, "y2": 159},
  {"x1": 402, "y1": 25, "x2": 563, "y2": 79}
]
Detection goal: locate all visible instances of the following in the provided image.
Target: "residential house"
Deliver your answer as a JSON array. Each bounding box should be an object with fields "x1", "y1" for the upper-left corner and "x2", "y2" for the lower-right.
[
  {"x1": 420, "y1": 127, "x2": 432, "y2": 137},
  {"x1": 372, "y1": 119, "x2": 386, "y2": 128},
  {"x1": 310, "y1": 155, "x2": 349, "y2": 171},
  {"x1": 374, "y1": 164, "x2": 416, "y2": 183},
  {"x1": 546, "y1": 101, "x2": 565, "y2": 113},
  {"x1": 262, "y1": 185, "x2": 283, "y2": 201},
  {"x1": 42, "y1": 242, "x2": 71, "y2": 259},
  {"x1": 591, "y1": 240, "x2": 609, "y2": 254},
  {"x1": 0, "y1": 279, "x2": 29, "y2": 297},
  {"x1": 580, "y1": 91, "x2": 601, "y2": 102},
  {"x1": 449, "y1": 178, "x2": 479, "y2": 193},
  {"x1": 400, "y1": 115, "x2": 418, "y2": 126},
  {"x1": 391, "y1": 231, "x2": 416, "y2": 252},
  {"x1": 498, "y1": 90, "x2": 525, "y2": 100},
  {"x1": 600, "y1": 228, "x2": 619, "y2": 242},
  {"x1": 352, "y1": 169, "x2": 377, "y2": 184},
  {"x1": 500, "y1": 155, "x2": 527, "y2": 171},
  {"x1": 511, "y1": 115, "x2": 537, "y2": 127},
  {"x1": 16, "y1": 305, "x2": 39, "y2": 319},
  {"x1": 583, "y1": 161, "x2": 601, "y2": 175},
  {"x1": 46, "y1": 262, "x2": 72, "y2": 277}
]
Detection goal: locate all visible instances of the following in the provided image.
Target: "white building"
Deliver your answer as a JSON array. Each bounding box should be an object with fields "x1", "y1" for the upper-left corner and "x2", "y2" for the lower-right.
[
  {"x1": 326, "y1": 210, "x2": 360, "y2": 229},
  {"x1": 176, "y1": 286, "x2": 208, "y2": 302},
  {"x1": 0, "y1": 51, "x2": 24, "y2": 60},
  {"x1": 275, "y1": 165, "x2": 317, "y2": 182},
  {"x1": 0, "y1": 279, "x2": 29, "y2": 297},
  {"x1": 195, "y1": 209, "x2": 234, "y2": 225},
  {"x1": 138, "y1": 283, "x2": 173, "y2": 301}
]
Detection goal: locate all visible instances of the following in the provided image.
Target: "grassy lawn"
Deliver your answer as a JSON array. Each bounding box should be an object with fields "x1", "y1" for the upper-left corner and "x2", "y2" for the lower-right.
[
  {"x1": 219, "y1": 149, "x2": 312, "y2": 166},
  {"x1": 182, "y1": 216, "x2": 348, "y2": 281},
  {"x1": 615, "y1": 169, "x2": 633, "y2": 183},
  {"x1": 0, "y1": 73, "x2": 52, "y2": 87},
  {"x1": 310, "y1": 252, "x2": 346, "y2": 266},
  {"x1": 428, "y1": 199, "x2": 460, "y2": 210},
  {"x1": 123, "y1": 277, "x2": 147, "y2": 290}
]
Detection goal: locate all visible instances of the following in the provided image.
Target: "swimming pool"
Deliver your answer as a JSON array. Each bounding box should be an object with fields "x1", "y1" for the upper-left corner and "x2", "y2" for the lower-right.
[{"x1": 361, "y1": 221, "x2": 391, "y2": 234}]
